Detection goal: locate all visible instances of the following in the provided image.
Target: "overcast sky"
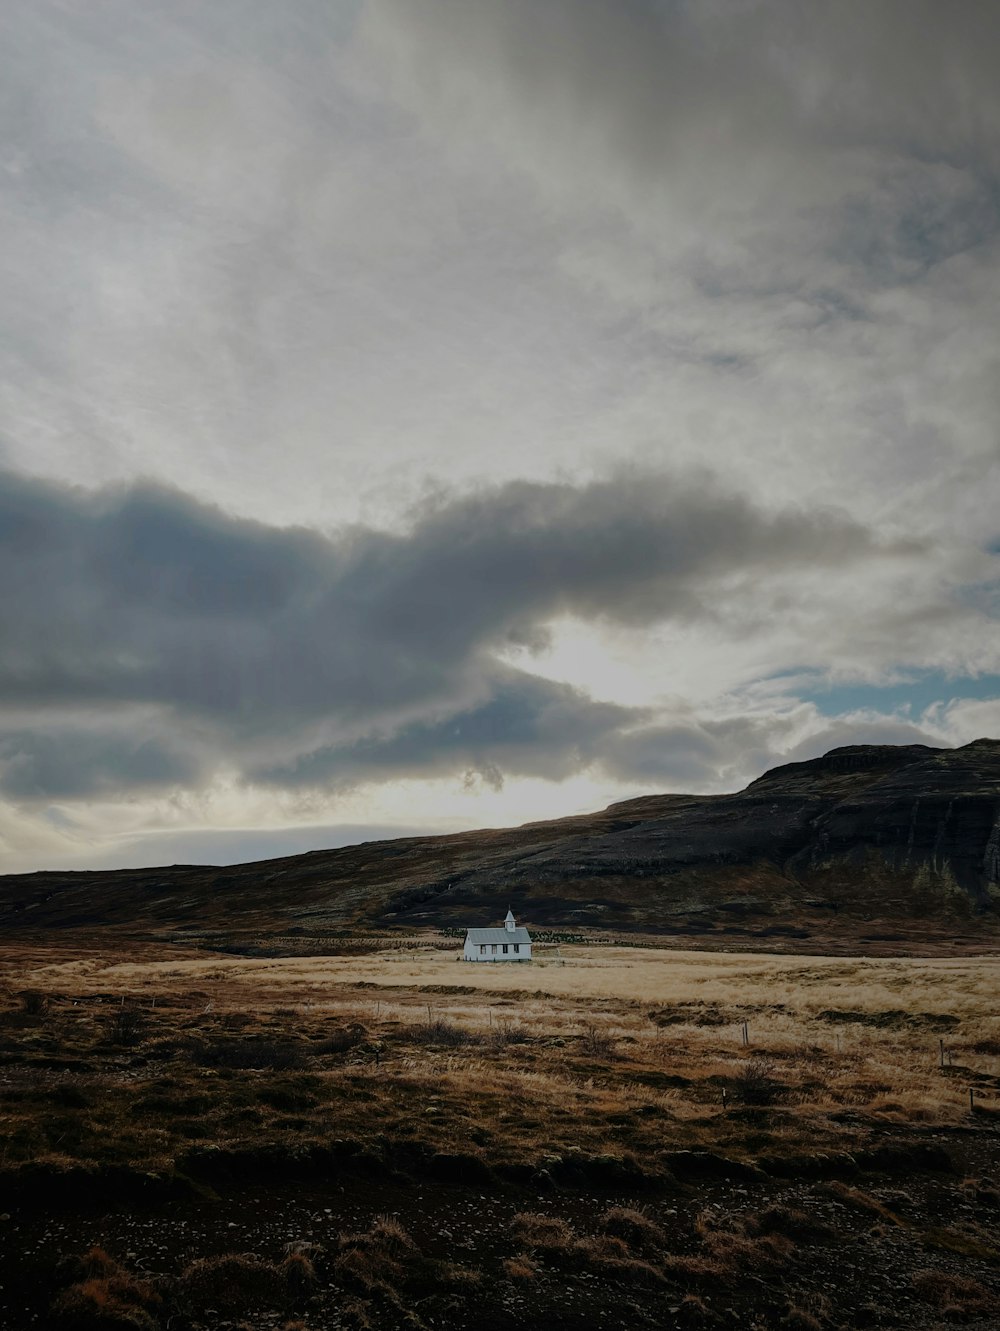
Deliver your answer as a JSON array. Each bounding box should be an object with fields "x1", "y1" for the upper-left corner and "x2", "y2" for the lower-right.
[{"x1": 2, "y1": 0, "x2": 999, "y2": 872}]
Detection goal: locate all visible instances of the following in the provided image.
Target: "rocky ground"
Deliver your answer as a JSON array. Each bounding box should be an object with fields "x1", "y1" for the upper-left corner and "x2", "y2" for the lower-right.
[{"x1": 3, "y1": 1129, "x2": 1000, "y2": 1329}]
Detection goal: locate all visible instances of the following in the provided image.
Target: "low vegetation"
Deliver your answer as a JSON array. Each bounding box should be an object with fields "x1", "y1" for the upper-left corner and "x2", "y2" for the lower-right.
[{"x1": 1, "y1": 937, "x2": 998, "y2": 1328}]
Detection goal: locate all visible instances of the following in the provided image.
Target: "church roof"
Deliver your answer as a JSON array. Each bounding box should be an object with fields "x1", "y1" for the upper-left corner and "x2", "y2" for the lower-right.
[{"x1": 465, "y1": 926, "x2": 532, "y2": 944}]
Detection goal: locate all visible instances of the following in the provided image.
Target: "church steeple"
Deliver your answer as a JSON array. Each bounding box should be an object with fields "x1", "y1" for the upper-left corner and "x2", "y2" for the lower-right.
[{"x1": 504, "y1": 908, "x2": 516, "y2": 932}]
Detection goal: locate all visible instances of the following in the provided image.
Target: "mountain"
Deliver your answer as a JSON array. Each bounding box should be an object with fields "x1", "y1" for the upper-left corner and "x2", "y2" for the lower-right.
[{"x1": 2, "y1": 740, "x2": 999, "y2": 954}]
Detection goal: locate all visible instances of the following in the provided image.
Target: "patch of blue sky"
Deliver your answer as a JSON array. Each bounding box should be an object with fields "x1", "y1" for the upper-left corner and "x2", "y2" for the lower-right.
[{"x1": 771, "y1": 669, "x2": 1000, "y2": 719}]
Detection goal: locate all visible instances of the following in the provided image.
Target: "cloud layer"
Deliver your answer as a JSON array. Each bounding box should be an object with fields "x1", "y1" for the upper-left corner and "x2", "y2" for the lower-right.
[
  {"x1": 0, "y1": 464, "x2": 920, "y2": 808},
  {"x1": 0, "y1": 2, "x2": 998, "y2": 869}
]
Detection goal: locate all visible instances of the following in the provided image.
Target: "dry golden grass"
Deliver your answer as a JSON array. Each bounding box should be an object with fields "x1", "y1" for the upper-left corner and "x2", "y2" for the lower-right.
[
  {"x1": 2, "y1": 924, "x2": 995, "y2": 1331},
  {"x1": 3, "y1": 938, "x2": 998, "y2": 1189},
  {"x1": 21, "y1": 940, "x2": 1000, "y2": 1016}
]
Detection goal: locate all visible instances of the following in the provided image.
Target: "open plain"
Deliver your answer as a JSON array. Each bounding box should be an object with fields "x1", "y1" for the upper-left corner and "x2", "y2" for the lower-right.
[{"x1": 2, "y1": 935, "x2": 999, "y2": 1330}]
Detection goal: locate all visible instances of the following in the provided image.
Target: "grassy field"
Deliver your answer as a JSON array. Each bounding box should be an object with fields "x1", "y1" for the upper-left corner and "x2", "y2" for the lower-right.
[{"x1": 2, "y1": 937, "x2": 999, "y2": 1329}]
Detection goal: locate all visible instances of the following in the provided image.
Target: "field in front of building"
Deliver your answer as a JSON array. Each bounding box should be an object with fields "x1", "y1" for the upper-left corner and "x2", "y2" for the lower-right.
[{"x1": 2, "y1": 936, "x2": 999, "y2": 1329}]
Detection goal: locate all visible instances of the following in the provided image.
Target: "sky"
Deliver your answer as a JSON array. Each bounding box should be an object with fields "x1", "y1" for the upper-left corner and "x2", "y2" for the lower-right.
[{"x1": 1, "y1": 0, "x2": 999, "y2": 873}]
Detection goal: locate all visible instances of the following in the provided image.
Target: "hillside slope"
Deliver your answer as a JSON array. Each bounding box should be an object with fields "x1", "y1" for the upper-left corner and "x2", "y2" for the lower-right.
[{"x1": 2, "y1": 740, "x2": 999, "y2": 953}]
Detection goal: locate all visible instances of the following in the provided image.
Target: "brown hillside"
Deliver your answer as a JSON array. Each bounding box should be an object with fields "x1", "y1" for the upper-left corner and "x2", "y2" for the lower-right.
[{"x1": 2, "y1": 739, "x2": 999, "y2": 954}]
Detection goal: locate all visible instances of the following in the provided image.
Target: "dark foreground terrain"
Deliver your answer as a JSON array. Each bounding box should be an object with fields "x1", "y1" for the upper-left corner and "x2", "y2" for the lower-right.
[
  {"x1": 2, "y1": 940, "x2": 999, "y2": 1329},
  {"x1": 1, "y1": 741, "x2": 999, "y2": 956}
]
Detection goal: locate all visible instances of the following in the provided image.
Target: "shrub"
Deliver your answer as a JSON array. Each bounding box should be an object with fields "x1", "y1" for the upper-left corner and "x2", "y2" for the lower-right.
[
  {"x1": 732, "y1": 1057, "x2": 781, "y2": 1106},
  {"x1": 411, "y1": 1018, "x2": 482, "y2": 1047},
  {"x1": 580, "y1": 1023, "x2": 616, "y2": 1058},
  {"x1": 487, "y1": 1020, "x2": 529, "y2": 1050},
  {"x1": 107, "y1": 1005, "x2": 145, "y2": 1047}
]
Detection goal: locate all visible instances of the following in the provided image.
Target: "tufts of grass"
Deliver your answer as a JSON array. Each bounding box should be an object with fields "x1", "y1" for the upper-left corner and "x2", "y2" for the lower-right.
[
  {"x1": 509, "y1": 1212, "x2": 663, "y2": 1284},
  {"x1": 502, "y1": 1253, "x2": 539, "y2": 1280},
  {"x1": 334, "y1": 1215, "x2": 419, "y2": 1297},
  {"x1": 51, "y1": 1248, "x2": 161, "y2": 1330},
  {"x1": 817, "y1": 1181, "x2": 906, "y2": 1227},
  {"x1": 779, "y1": 1308, "x2": 823, "y2": 1330},
  {"x1": 912, "y1": 1269, "x2": 996, "y2": 1318},
  {"x1": 175, "y1": 1250, "x2": 313, "y2": 1315},
  {"x1": 597, "y1": 1206, "x2": 668, "y2": 1256},
  {"x1": 918, "y1": 1226, "x2": 1000, "y2": 1261},
  {"x1": 330, "y1": 1212, "x2": 483, "y2": 1321},
  {"x1": 743, "y1": 1205, "x2": 837, "y2": 1244}
]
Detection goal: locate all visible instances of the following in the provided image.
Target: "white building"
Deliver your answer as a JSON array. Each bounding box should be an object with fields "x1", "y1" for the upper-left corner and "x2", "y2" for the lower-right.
[{"x1": 463, "y1": 909, "x2": 532, "y2": 962}]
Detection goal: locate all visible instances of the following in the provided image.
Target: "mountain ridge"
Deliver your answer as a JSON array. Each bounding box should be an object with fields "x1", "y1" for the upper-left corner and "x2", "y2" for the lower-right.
[{"x1": 2, "y1": 739, "x2": 999, "y2": 955}]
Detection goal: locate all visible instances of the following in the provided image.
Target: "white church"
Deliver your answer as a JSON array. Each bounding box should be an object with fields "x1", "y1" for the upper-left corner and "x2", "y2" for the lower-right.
[{"x1": 463, "y1": 909, "x2": 533, "y2": 963}]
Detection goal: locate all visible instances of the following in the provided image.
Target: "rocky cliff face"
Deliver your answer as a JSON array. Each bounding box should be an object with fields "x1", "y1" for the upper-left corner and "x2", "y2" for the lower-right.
[{"x1": 2, "y1": 740, "x2": 998, "y2": 953}]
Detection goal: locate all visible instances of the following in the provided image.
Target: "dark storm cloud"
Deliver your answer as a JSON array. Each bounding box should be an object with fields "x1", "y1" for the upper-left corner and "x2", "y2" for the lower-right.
[
  {"x1": 0, "y1": 466, "x2": 895, "y2": 797},
  {"x1": 0, "y1": 725, "x2": 200, "y2": 801},
  {"x1": 254, "y1": 670, "x2": 641, "y2": 790}
]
